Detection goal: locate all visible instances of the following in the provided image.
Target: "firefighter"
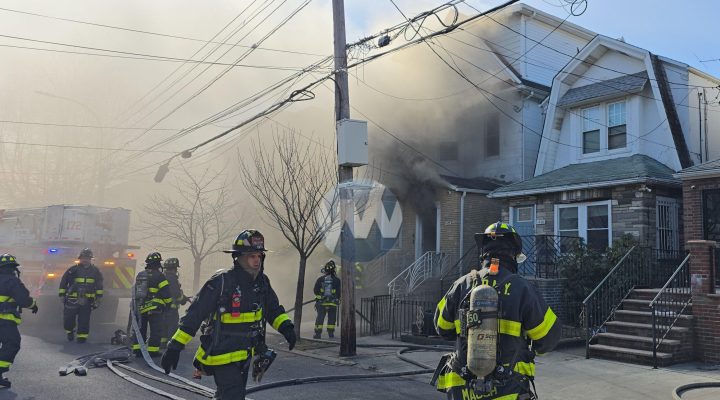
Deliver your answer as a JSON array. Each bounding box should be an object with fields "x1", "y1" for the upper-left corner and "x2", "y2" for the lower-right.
[
  {"x1": 131, "y1": 252, "x2": 173, "y2": 357},
  {"x1": 58, "y1": 248, "x2": 103, "y2": 343},
  {"x1": 0, "y1": 254, "x2": 38, "y2": 388},
  {"x1": 161, "y1": 230, "x2": 296, "y2": 400},
  {"x1": 433, "y1": 223, "x2": 561, "y2": 400},
  {"x1": 160, "y1": 257, "x2": 190, "y2": 349},
  {"x1": 313, "y1": 260, "x2": 340, "y2": 339}
]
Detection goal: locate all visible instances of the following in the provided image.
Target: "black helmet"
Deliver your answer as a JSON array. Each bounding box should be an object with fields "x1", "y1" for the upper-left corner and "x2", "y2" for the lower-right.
[
  {"x1": 78, "y1": 248, "x2": 93, "y2": 259},
  {"x1": 322, "y1": 260, "x2": 336, "y2": 274},
  {"x1": 475, "y1": 222, "x2": 523, "y2": 255},
  {"x1": 145, "y1": 252, "x2": 163, "y2": 266},
  {"x1": 223, "y1": 230, "x2": 267, "y2": 255},
  {"x1": 163, "y1": 258, "x2": 180, "y2": 269},
  {"x1": 0, "y1": 254, "x2": 19, "y2": 269}
]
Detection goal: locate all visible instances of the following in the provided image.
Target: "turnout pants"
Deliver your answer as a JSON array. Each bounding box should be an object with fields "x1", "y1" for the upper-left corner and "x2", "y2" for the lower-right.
[
  {"x1": 64, "y1": 304, "x2": 92, "y2": 340},
  {"x1": 445, "y1": 376, "x2": 533, "y2": 400},
  {"x1": 212, "y1": 361, "x2": 250, "y2": 400},
  {"x1": 0, "y1": 321, "x2": 20, "y2": 373},
  {"x1": 132, "y1": 311, "x2": 164, "y2": 356},
  {"x1": 162, "y1": 306, "x2": 180, "y2": 348},
  {"x1": 314, "y1": 304, "x2": 337, "y2": 335}
]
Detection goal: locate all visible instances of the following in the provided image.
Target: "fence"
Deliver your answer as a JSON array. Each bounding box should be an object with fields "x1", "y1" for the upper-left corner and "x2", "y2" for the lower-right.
[
  {"x1": 650, "y1": 253, "x2": 691, "y2": 368},
  {"x1": 519, "y1": 235, "x2": 581, "y2": 278},
  {"x1": 390, "y1": 295, "x2": 437, "y2": 340},
  {"x1": 359, "y1": 295, "x2": 392, "y2": 336}
]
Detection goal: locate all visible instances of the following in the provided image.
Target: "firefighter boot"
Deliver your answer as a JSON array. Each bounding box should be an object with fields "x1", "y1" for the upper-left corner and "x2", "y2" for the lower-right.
[
  {"x1": 313, "y1": 331, "x2": 321, "y2": 339},
  {"x1": 0, "y1": 373, "x2": 10, "y2": 388},
  {"x1": 76, "y1": 337, "x2": 87, "y2": 344},
  {"x1": 66, "y1": 330, "x2": 75, "y2": 342},
  {"x1": 327, "y1": 330, "x2": 334, "y2": 339}
]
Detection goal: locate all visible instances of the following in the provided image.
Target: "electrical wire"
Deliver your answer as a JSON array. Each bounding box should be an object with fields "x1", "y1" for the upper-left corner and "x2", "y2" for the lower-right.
[
  {"x1": 0, "y1": 139, "x2": 176, "y2": 153},
  {"x1": 0, "y1": 118, "x2": 179, "y2": 131}
]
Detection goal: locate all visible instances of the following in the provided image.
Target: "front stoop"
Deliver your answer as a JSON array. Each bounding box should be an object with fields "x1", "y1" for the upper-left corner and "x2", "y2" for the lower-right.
[{"x1": 588, "y1": 288, "x2": 693, "y2": 367}]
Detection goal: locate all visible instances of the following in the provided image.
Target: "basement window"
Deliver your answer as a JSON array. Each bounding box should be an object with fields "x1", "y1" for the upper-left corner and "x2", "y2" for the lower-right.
[{"x1": 556, "y1": 201, "x2": 612, "y2": 253}]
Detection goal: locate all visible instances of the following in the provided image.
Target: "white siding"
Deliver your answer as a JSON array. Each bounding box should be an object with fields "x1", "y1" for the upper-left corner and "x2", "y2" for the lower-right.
[
  {"x1": 523, "y1": 18, "x2": 590, "y2": 86},
  {"x1": 575, "y1": 52, "x2": 645, "y2": 85},
  {"x1": 522, "y1": 98, "x2": 545, "y2": 179},
  {"x1": 689, "y1": 71, "x2": 720, "y2": 161}
]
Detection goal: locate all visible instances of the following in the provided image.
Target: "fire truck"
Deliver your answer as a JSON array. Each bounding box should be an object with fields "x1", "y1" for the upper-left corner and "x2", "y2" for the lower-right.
[{"x1": 0, "y1": 205, "x2": 139, "y2": 325}]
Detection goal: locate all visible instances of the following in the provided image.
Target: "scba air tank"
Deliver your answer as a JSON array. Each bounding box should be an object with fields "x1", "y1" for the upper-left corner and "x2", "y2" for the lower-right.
[{"x1": 466, "y1": 284, "x2": 498, "y2": 378}]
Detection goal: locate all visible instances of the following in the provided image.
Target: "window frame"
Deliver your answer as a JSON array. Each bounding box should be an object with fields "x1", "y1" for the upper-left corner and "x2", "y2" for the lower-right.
[
  {"x1": 554, "y1": 200, "x2": 613, "y2": 252},
  {"x1": 576, "y1": 98, "x2": 630, "y2": 159}
]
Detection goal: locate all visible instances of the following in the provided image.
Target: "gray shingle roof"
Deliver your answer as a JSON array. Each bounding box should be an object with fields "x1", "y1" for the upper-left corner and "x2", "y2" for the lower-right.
[
  {"x1": 674, "y1": 158, "x2": 720, "y2": 178},
  {"x1": 441, "y1": 175, "x2": 505, "y2": 192},
  {"x1": 557, "y1": 71, "x2": 648, "y2": 108},
  {"x1": 489, "y1": 154, "x2": 679, "y2": 197}
]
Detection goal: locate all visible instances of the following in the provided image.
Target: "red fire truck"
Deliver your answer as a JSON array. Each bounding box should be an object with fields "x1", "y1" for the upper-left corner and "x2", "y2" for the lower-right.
[{"x1": 0, "y1": 205, "x2": 138, "y2": 324}]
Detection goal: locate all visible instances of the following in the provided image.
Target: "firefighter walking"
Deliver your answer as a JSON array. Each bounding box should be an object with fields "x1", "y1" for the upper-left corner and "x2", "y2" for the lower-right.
[
  {"x1": 313, "y1": 260, "x2": 340, "y2": 339},
  {"x1": 0, "y1": 254, "x2": 38, "y2": 388},
  {"x1": 161, "y1": 257, "x2": 190, "y2": 349},
  {"x1": 161, "y1": 230, "x2": 296, "y2": 400},
  {"x1": 58, "y1": 248, "x2": 103, "y2": 343},
  {"x1": 433, "y1": 223, "x2": 560, "y2": 400},
  {"x1": 132, "y1": 252, "x2": 173, "y2": 357}
]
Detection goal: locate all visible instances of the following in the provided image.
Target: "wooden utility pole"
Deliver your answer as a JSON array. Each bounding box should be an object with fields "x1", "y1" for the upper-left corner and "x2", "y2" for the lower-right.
[{"x1": 332, "y1": 0, "x2": 356, "y2": 357}]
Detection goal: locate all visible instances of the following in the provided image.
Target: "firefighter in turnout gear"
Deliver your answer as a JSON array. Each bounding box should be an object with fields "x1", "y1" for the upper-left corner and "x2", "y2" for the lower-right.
[
  {"x1": 58, "y1": 248, "x2": 103, "y2": 343},
  {"x1": 0, "y1": 254, "x2": 38, "y2": 388},
  {"x1": 433, "y1": 223, "x2": 560, "y2": 400},
  {"x1": 161, "y1": 257, "x2": 190, "y2": 349},
  {"x1": 132, "y1": 252, "x2": 173, "y2": 357},
  {"x1": 313, "y1": 260, "x2": 340, "y2": 339},
  {"x1": 161, "y1": 230, "x2": 296, "y2": 400}
]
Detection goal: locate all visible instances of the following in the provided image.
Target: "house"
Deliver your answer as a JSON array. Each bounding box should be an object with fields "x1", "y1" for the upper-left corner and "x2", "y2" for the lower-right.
[{"x1": 489, "y1": 35, "x2": 720, "y2": 255}]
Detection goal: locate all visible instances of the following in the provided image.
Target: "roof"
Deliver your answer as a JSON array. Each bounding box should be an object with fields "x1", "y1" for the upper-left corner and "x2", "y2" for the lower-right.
[
  {"x1": 489, "y1": 154, "x2": 680, "y2": 198},
  {"x1": 556, "y1": 71, "x2": 648, "y2": 108},
  {"x1": 674, "y1": 158, "x2": 720, "y2": 180},
  {"x1": 441, "y1": 175, "x2": 505, "y2": 193}
]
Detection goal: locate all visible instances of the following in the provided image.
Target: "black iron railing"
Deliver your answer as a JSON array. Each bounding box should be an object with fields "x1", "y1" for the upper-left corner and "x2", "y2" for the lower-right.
[
  {"x1": 519, "y1": 235, "x2": 581, "y2": 278},
  {"x1": 359, "y1": 295, "x2": 392, "y2": 336},
  {"x1": 650, "y1": 253, "x2": 691, "y2": 368},
  {"x1": 582, "y1": 247, "x2": 685, "y2": 358},
  {"x1": 715, "y1": 245, "x2": 720, "y2": 291},
  {"x1": 390, "y1": 295, "x2": 436, "y2": 339}
]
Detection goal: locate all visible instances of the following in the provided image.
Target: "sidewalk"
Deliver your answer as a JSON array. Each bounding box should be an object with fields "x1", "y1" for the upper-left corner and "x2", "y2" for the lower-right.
[{"x1": 282, "y1": 332, "x2": 720, "y2": 399}]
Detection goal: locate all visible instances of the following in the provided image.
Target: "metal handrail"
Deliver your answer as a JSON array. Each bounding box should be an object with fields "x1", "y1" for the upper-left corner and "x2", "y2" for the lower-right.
[
  {"x1": 388, "y1": 251, "x2": 446, "y2": 295},
  {"x1": 650, "y1": 253, "x2": 691, "y2": 369},
  {"x1": 582, "y1": 246, "x2": 637, "y2": 304}
]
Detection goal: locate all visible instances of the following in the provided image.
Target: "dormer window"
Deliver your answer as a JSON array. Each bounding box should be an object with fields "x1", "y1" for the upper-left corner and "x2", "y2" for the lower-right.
[{"x1": 579, "y1": 99, "x2": 628, "y2": 156}]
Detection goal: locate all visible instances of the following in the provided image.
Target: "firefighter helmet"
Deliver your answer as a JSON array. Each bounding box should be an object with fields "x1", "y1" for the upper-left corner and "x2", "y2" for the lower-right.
[
  {"x1": 78, "y1": 248, "x2": 94, "y2": 259},
  {"x1": 223, "y1": 230, "x2": 267, "y2": 254},
  {"x1": 164, "y1": 257, "x2": 180, "y2": 269},
  {"x1": 0, "y1": 254, "x2": 19, "y2": 269},
  {"x1": 476, "y1": 222, "x2": 523, "y2": 255},
  {"x1": 145, "y1": 252, "x2": 163, "y2": 266},
  {"x1": 322, "y1": 260, "x2": 336, "y2": 274}
]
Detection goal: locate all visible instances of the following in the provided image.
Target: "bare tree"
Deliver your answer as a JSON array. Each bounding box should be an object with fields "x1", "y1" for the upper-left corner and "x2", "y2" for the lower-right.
[
  {"x1": 140, "y1": 166, "x2": 240, "y2": 291},
  {"x1": 239, "y1": 130, "x2": 338, "y2": 338}
]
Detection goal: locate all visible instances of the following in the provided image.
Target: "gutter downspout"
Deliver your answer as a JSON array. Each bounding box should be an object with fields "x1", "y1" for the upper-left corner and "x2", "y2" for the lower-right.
[{"x1": 459, "y1": 191, "x2": 467, "y2": 275}]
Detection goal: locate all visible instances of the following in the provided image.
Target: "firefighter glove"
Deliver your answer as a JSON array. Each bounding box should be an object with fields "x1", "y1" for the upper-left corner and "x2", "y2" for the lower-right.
[
  {"x1": 30, "y1": 304, "x2": 38, "y2": 314},
  {"x1": 161, "y1": 346, "x2": 182, "y2": 374},
  {"x1": 279, "y1": 324, "x2": 296, "y2": 351}
]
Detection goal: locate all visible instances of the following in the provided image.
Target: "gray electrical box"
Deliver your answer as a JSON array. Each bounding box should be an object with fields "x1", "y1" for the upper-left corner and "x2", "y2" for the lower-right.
[{"x1": 337, "y1": 119, "x2": 368, "y2": 167}]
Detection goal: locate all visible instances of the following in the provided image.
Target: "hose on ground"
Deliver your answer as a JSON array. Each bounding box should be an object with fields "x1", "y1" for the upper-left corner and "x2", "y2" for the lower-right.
[{"x1": 673, "y1": 381, "x2": 720, "y2": 399}]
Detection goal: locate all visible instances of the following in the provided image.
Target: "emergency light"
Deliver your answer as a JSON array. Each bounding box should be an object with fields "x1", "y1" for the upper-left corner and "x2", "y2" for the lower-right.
[{"x1": 48, "y1": 248, "x2": 59, "y2": 254}]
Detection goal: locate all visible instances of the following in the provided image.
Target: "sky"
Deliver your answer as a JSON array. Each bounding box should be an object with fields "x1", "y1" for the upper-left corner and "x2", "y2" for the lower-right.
[{"x1": 0, "y1": 0, "x2": 717, "y2": 298}]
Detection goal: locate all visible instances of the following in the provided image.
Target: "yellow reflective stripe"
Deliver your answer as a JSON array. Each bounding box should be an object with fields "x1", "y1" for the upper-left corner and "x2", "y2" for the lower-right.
[
  {"x1": 436, "y1": 297, "x2": 455, "y2": 331},
  {"x1": 30, "y1": 299, "x2": 36, "y2": 308},
  {"x1": 513, "y1": 361, "x2": 535, "y2": 377},
  {"x1": 499, "y1": 319, "x2": 521, "y2": 337},
  {"x1": 163, "y1": 298, "x2": 173, "y2": 304},
  {"x1": 271, "y1": 313, "x2": 290, "y2": 330},
  {"x1": 147, "y1": 346, "x2": 160, "y2": 352},
  {"x1": 220, "y1": 310, "x2": 263, "y2": 324},
  {"x1": 74, "y1": 277, "x2": 95, "y2": 283},
  {"x1": 96, "y1": 290, "x2": 103, "y2": 294},
  {"x1": 454, "y1": 319, "x2": 461, "y2": 334},
  {"x1": 526, "y1": 308, "x2": 557, "y2": 341},
  {"x1": 158, "y1": 280, "x2": 169, "y2": 289},
  {"x1": 149, "y1": 288, "x2": 159, "y2": 293},
  {"x1": 0, "y1": 296, "x2": 14, "y2": 302},
  {"x1": 131, "y1": 344, "x2": 141, "y2": 350},
  {"x1": 315, "y1": 295, "x2": 322, "y2": 299},
  {"x1": 0, "y1": 360, "x2": 11, "y2": 368},
  {"x1": 321, "y1": 303, "x2": 338, "y2": 306},
  {"x1": 194, "y1": 346, "x2": 250, "y2": 366},
  {"x1": 437, "y1": 371, "x2": 465, "y2": 389},
  {"x1": 494, "y1": 395, "x2": 518, "y2": 400},
  {"x1": 326, "y1": 325, "x2": 335, "y2": 329},
  {"x1": 58, "y1": 289, "x2": 66, "y2": 294},
  {"x1": 172, "y1": 329, "x2": 193, "y2": 345},
  {"x1": 76, "y1": 333, "x2": 89, "y2": 338},
  {"x1": 0, "y1": 314, "x2": 20, "y2": 324}
]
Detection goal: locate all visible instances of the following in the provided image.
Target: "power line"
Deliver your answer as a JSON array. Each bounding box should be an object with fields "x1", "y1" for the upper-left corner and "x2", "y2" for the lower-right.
[
  {"x1": 0, "y1": 6, "x2": 325, "y2": 57},
  {"x1": 0, "y1": 139, "x2": 176, "y2": 153},
  {"x1": 0, "y1": 119, "x2": 180, "y2": 131}
]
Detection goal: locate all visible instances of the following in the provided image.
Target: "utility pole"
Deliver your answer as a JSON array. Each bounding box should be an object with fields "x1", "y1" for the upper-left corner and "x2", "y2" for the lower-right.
[{"x1": 333, "y1": 0, "x2": 356, "y2": 357}]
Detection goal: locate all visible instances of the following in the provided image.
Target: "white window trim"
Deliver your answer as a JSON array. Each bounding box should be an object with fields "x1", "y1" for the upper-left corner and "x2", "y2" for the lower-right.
[
  {"x1": 575, "y1": 98, "x2": 633, "y2": 161},
  {"x1": 510, "y1": 205, "x2": 536, "y2": 225},
  {"x1": 554, "y1": 200, "x2": 613, "y2": 249}
]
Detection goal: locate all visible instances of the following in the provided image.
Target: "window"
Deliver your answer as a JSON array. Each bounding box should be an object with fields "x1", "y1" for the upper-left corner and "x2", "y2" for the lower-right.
[
  {"x1": 556, "y1": 201, "x2": 612, "y2": 252},
  {"x1": 485, "y1": 114, "x2": 500, "y2": 157},
  {"x1": 608, "y1": 101, "x2": 627, "y2": 150},
  {"x1": 582, "y1": 106, "x2": 600, "y2": 154},
  {"x1": 516, "y1": 207, "x2": 533, "y2": 222},
  {"x1": 578, "y1": 100, "x2": 628, "y2": 156},
  {"x1": 656, "y1": 196, "x2": 679, "y2": 257}
]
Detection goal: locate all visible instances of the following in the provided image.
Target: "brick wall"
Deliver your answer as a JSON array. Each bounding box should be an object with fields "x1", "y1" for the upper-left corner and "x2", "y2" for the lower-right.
[
  {"x1": 526, "y1": 277, "x2": 572, "y2": 324},
  {"x1": 688, "y1": 240, "x2": 720, "y2": 363}
]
